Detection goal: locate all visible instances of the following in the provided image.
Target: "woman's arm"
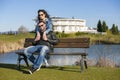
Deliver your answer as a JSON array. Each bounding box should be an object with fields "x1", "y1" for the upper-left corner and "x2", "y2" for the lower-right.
[
  {"x1": 45, "y1": 18, "x2": 53, "y2": 34},
  {"x1": 34, "y1": 31, "x2": 41, "y2": 41}
]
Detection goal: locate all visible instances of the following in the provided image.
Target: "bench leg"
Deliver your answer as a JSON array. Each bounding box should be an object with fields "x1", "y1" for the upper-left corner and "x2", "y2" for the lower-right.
[
  {"x1": 84, "y1": 56, "x2": 88, "y2": 69},
  {"x1": 80, "y1": 56, "x2": 84, "y2": 72},
  {"x1": 17, "y1": 54, "x2": 29, "y2": 70},
  {"x1": 17, "y1": 55, "x2": 21, "y2": 69},
  {"x1": 80, "y1": 55, "x2": 88, "y2": 72},
  {"x1": 23, "y1": 54, "x2": 29, "y2": 67}
]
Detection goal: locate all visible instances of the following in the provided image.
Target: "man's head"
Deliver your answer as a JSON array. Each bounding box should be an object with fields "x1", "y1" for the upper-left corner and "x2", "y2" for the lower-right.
[{"x1": 38, "y1": 21, "x2": 46, "y2": 32}]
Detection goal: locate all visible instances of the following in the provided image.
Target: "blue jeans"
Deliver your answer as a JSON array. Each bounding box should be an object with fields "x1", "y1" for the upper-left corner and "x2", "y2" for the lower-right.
[{"x1": 24, "y1": 45, "x2": 49, "y2": 69}]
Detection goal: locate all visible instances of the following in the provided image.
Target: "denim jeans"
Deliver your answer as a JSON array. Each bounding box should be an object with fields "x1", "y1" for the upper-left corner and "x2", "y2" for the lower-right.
[{"x1": 24, "y1": 45, "x2": 49, "y2": 69}]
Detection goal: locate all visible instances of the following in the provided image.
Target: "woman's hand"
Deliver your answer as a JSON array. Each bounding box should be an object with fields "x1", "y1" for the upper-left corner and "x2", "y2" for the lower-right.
[{"x1": 43, "y1": 32, "x2": 48, "y2": 41}]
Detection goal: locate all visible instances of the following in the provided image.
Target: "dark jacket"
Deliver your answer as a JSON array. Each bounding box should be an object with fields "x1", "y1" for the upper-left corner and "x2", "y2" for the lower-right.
[
  {"x1": 33, "y1": 31, "x2": 59, "y2": 50},
  {"x1": 47, "y1": 31, "x2": 59, "y2": 45}
]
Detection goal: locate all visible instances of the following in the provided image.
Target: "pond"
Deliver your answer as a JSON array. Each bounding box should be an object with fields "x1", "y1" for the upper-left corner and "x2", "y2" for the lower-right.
[{"x1": 0, "y1": 45, "x2": 120, "y2": 66}]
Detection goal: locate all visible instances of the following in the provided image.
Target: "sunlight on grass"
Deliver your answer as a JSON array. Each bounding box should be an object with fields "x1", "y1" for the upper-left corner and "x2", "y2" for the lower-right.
[
  {"x1": 0, "y1": 64, "x2": 120, "y2": 80},
  {"x1": 0, "y1": 32, "x2": 120, "y2": 44},
  {"x1": 0, "y1": 33, "x2": 34, "y2": 43}
]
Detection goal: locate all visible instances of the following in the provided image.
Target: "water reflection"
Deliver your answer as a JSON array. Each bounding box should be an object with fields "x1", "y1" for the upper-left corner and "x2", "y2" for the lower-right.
[
  {"x1": 0, "y1": 45, "x2": 120, "y2": 66},
  {"x1": 0, "y1": 52, "x2": 18, "y2": 64}
]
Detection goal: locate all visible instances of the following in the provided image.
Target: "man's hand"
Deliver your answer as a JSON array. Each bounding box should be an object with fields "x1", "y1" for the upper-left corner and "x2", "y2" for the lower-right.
[
  {"x1": 32, "y1": 41, "x2": 37, "y2": 45},
  {"x1": 43, "y1": 32, "x2": 48, "y2": 41}
]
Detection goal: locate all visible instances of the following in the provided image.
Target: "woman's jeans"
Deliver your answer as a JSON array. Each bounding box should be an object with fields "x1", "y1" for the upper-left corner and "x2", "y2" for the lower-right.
[{"x1": 24, "y1": 45, "x2": 49, "y2": 69}]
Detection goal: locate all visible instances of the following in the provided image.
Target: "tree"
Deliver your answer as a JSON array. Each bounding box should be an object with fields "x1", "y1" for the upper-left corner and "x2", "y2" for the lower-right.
[
  {"x1": 97, "y1": 20, "x2": 102, "y2": 32},
  {"x1": 106, "y1": 26, "x2": 108, "y2": 31},
  {"x1": 18, "y1": 25, "x2": 29, "y2": 33},
  {"x1": 115, "y1": 25, "x2": 119, "y2": 34},
  {"x1": 110, "y1": 24, "x2": 119, "y2": 35},
  {"x1": 102, "y1": 21, "x2": 108, "y2": 32},
  {"x1": 111, "y1": 24, "x2": 116, "y2": 34}
]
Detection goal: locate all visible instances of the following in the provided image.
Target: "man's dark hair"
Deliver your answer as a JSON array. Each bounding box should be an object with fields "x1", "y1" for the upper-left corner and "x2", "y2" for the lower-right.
[{"x1": 39, "y1": 20, "x2": 46, "y2": 24}]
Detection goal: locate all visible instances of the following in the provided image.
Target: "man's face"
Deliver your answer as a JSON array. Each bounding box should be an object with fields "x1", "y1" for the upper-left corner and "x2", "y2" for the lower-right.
[{"x1": 38, "y1": 22, "x2": 46, "y2": 32}]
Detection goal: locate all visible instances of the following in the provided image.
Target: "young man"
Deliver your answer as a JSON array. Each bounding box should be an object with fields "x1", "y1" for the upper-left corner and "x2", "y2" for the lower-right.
[{"x1": 24, "y1": 21, "x2": 58, "y2": 74}]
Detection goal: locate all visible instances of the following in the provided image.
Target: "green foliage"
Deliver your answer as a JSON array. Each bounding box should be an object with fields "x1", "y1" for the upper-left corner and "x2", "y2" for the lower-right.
[
  {"x1": 75, "y1": 32, "x2": 89, "y2": 36},
  {"x1": 0, "y1": 32, "x2": 120, "y2": 44},
  {"x1": 97, "y1": 20, "x2": 119, "y2": 35},
  {"x1": 111, "y1": 24, "x2": 119, "y2": 35},
  {"x1": 0, "y1": 64, "x2": 120, "y2": 80},
  {"x1": 75, "y1": 31, "x2": 82, "y2": 36},
  {"x1": 102, "y1": 21, "x2": 108, "y2": 32},
  {"x1": 97, "y1": 20, "x2": 102, "y2": 32},
  {"x1": 55, "y1": 32, "x2": 76, "y2": 38},
  {"x1": 97, "y1": 20, "x2": 108, "y2": 32}
]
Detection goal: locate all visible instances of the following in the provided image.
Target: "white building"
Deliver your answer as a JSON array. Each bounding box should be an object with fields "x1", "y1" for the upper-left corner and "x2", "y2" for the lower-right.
[
  {"x1": 34, "y1": 17, "x2": 97, "y2": 33},
  {"x1": 52, "y1": 17, "x2": 97, "y2": 33},
  {"x1": 52, "y1": 17, "x2": 85, "y2": 33}
]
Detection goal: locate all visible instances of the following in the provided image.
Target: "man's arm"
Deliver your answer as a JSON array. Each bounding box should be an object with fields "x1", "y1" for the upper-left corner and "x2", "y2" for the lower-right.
[{"x1": 47, "y1": 32, "x2": 59, "y2": 45}]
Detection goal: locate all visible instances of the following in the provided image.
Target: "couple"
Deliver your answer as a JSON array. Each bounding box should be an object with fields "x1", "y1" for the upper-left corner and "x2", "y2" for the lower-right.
[{"x1": 24, "y1": 9, "x2": 58, "y2": 74}]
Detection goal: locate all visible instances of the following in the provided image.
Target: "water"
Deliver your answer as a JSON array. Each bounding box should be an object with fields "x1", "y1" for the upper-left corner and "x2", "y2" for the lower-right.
[
  {"x1": 0, "y1": 52, "x2": 18, "y2": 64},
  {"x1": 0, "y1": 45, "x2": 120, "y2": 66}
]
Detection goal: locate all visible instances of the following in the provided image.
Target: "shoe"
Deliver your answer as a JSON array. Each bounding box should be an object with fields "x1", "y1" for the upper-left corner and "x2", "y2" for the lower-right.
[
  {"x1": 36, "y1": 64, "x2": 50, "y2": 71},
  {"x1": 36, "y1": 64, "x2": 42, "y2": 71},
  {"x1": 29, "y1": 68, "x2": 37, "y2": 74},
  {"x1": 36, "y1": 68, "x2": 40, "y2": 71},
  {"x1": 45, "y1": 63, "x2": 50, "y2": 67},
  {"x1": 44, "y1": 58, "x2": 50, "y2": 67}
]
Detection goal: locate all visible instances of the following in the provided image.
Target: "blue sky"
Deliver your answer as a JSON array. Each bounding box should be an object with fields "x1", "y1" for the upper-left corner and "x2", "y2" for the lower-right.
[{"x1": 0, "y1": 0, "x2": 120, "y2": 32}]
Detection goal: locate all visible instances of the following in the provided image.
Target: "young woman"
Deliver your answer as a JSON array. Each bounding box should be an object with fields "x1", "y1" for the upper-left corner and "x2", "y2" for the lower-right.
[{"x1": 35, "y1": 9, "x2": 53, "y2": 41}]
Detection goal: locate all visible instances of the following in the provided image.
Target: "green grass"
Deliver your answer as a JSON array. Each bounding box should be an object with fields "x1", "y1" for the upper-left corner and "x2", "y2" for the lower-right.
[
  {"x1": 0, "y1": 63, "x2": 120, "y2": 80},
  {"x1": 0, "y1": 33, "x2": 34, "y2": 43},
  {"x1": 0, "y1": 32, "x2": 120, "y2": 44},
  {"x1": 56, "y1": 32, "x2": 120, "y2": 44}
]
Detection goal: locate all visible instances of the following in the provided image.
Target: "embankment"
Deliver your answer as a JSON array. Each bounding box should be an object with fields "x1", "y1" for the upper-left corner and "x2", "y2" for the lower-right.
[{"x1": 0, "y1": 39, "x2": 24, "y2": 53}]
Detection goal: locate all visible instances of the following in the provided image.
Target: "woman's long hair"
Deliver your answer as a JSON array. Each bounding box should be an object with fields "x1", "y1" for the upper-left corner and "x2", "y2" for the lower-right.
[{"x1": 37, "y1": 9, "x2": 50, "y2": 22}]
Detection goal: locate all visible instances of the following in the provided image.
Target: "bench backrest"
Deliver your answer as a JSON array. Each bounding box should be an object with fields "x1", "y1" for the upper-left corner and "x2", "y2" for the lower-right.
[{"x1": 24, "y1": 38, "x2": 90, "y2": 48}]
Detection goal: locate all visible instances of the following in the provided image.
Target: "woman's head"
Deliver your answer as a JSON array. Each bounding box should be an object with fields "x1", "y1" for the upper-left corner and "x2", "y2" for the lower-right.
[{"x1": 37, "y1": 9, "x2": 50, "y2": 21}]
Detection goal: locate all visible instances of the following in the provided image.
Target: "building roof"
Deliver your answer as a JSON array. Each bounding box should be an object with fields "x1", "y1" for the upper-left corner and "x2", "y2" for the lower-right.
[{"x1": 51, "y1": 17, "x2": 85, "y2": 22}]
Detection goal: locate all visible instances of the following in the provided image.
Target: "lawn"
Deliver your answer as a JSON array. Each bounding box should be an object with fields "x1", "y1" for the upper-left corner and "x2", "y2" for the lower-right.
[
  {"x1": 0, "y1": 32, "x2": 120, "y2": 44},
  {"x1": 0, "y1": 33, "x2": 34, "y2": 43},
  {"x1": 0, "y1": 63, "x2": 120, "y2": 80}
]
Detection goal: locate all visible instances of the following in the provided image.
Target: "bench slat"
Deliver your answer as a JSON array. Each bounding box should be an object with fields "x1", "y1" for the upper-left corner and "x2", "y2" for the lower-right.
[
  {"x1": 54, "y1": 43, "x2": 89, "y2": 48},
  {"x1": 59, "y1": 38, "x2": 90, "y2": 43},
  {"x1": 24, "y1": 38, "x2": 90, "y2": 48},
  {"x1": 50, "y1": 53, "x2": 88, "y2": 56}
]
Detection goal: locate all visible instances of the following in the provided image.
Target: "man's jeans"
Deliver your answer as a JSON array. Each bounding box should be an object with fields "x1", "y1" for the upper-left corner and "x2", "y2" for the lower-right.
[{"x1": 24, "y1": 45, "x2": 49, "y2": 69}]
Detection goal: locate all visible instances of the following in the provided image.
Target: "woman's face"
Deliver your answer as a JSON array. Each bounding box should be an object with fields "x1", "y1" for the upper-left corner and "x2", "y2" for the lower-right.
[{"x1": 39, "y1": 11, "x2": 46, "y2": 20}]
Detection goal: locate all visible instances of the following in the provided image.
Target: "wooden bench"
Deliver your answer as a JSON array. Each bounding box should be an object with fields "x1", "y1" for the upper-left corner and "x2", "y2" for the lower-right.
[{"x1": 16, "y1": 38, "x2": 90, "y2": 72}]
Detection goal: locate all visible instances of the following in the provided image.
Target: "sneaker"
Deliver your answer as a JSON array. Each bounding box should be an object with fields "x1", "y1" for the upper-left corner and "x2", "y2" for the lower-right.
[
  {"x1": 44, "y1": 59, "x2": 49, "y2": 67},
  {"x1": 36, "y1": 64, "x2": 50, "y2": 71},
  {"x1": 36, "y1": 68, "x2": 40, "y2": 71},
  {"x1": 29, "y1": 68, "x2": 37, "y2": 74},
  {"x1": 36, "y1": 64, "x2": 42, "y2": 71},
  {"x1": 45, "y1": 63, "x2": 50, "y2": 67}
]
